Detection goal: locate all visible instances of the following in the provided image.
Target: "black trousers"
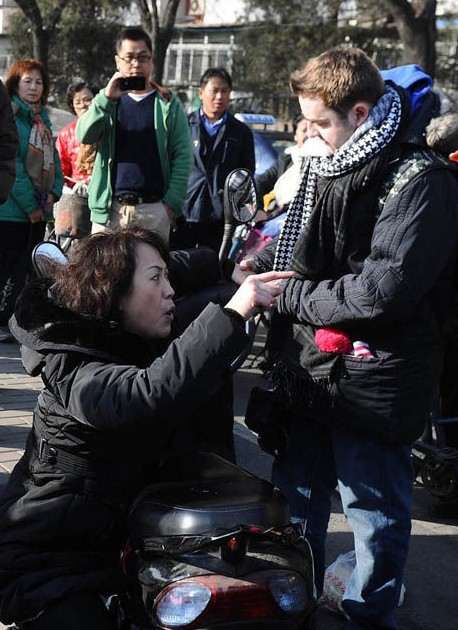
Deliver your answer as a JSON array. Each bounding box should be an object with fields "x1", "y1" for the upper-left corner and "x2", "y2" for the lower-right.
[
  {"x1": 0, "y1": 221, "x2": 46, "y2": 325},
  {"x1": 20, "y1": 593, "x2": 116, "y2": 629},
  {"x1": 170, "y1": 221, "x2": 224, "y2": 253}
]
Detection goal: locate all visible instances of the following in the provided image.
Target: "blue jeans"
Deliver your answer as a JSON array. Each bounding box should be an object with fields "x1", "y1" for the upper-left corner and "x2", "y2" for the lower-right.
[{"x1": 272, "y1": 414, "x2": 413, "y2": 630}]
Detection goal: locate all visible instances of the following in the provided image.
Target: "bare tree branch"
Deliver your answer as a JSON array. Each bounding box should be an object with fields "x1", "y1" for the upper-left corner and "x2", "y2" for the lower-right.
[
  {"x1": 133, "y1": 0, "x2": 181, "y2": 82},
  {"x1": 47, "y1": 0, "x2": 72, "y2": 31},
  {"x1": 14, "y1": 0, "x2": 43, "y2": 30}
]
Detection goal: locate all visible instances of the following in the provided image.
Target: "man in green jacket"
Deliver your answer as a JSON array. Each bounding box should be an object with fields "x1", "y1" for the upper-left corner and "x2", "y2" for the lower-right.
[{"x1": 76, "y1": 27, "x2": 193, "y2": 241}]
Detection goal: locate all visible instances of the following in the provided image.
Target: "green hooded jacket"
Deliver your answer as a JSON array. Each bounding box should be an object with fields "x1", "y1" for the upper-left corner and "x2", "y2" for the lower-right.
[{"x1": 76, "y1": 84, "x2": 193, "y2": 224}]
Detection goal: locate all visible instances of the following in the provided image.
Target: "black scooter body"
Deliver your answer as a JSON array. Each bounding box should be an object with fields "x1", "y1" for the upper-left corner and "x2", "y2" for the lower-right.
[{"x1": 117, "y1": 453, "x2": 315, "y2": 629}]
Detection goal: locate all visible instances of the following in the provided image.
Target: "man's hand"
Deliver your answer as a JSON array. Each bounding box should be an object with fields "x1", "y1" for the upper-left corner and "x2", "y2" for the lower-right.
[
  {"x1": 231, "y1": 259, "x2": 258, "y2": 285},
  {"x1": 104, "y1": 72, "x2": 128, "y2": 101},
  {"x1": 225, "y1": 270, "x2": 294, "y2": 320}
]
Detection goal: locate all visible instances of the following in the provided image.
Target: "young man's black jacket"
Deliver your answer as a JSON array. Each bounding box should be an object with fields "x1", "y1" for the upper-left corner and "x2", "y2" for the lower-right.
[
  {"x1": 182, "y1": 110, "x2": 255, "y2": 224},
  {"x1": 253, "y1": 91, "x2": 458, "y2": 445}
]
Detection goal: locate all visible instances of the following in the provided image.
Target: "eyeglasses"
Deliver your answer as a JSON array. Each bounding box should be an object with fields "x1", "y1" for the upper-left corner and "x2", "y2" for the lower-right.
[
  {"x1": 73, "y1": 96, "x2": 93, "y2": 106},
  {"x1": 118, "y1": 54, "x2": 152, "y2": 65}
]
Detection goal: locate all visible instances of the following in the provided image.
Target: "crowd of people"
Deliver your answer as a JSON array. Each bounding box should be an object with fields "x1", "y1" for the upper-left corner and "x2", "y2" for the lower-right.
[{"x1": 0, "y1": 25, "x2": 458, "y2": 630}]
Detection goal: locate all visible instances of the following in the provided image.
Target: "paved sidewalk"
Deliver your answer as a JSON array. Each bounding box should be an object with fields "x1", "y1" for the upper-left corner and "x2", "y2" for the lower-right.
[{"x1": 0, "y1": 340, "x2": 41, "y2": 487}]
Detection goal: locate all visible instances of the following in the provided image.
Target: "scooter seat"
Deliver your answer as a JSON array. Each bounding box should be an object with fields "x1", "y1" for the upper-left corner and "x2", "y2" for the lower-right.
[{"x1": 128, "y1": 452, "x2": 290, "y2": 538}]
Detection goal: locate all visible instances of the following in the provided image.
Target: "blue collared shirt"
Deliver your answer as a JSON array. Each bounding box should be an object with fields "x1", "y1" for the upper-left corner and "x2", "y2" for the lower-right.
[{"x1": 200, "y1": 107, "x2": 227, "y2": 137}]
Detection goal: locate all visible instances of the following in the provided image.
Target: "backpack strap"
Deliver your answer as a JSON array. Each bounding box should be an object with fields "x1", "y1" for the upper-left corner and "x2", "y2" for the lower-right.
[{"x1": 378, "y1": 149, "x2": 454, "y2": 214}]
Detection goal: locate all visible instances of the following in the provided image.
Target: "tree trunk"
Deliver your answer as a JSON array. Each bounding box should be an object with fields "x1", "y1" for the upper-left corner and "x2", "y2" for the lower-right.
[
  {"x1": 14, "y1": 0, "x2": 71, "y2": 68},
  {"x1": 134, "y1": 0, "x2": 181, "y2": 84},
  {"x1": 31, "y1": 28, "x2": 49, "y2": 65},
  {"x1": 383, "y1": 0, "x2": 437, "y2": 78}
]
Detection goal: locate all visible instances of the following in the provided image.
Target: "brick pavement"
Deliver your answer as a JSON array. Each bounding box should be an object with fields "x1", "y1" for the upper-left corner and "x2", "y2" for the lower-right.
[{"x1": 0, "y1": 339, "x2": 41, "y2": 486}]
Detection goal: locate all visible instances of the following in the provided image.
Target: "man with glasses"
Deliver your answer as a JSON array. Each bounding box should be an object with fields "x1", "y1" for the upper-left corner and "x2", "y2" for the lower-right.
[{"x1": 76, "y1": 27, "x2": 192, "y2": 241}]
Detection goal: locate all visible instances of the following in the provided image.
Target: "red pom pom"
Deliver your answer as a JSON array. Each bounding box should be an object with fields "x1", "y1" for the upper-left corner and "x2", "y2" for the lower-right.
[{"x1": 314, "y1": 328, "x2": 352, "y2": 354}]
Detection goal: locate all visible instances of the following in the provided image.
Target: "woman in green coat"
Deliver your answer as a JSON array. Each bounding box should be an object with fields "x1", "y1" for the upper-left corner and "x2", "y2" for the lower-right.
[{"x1": 0, "y1": 58, "x2": 63, "y2": 337}]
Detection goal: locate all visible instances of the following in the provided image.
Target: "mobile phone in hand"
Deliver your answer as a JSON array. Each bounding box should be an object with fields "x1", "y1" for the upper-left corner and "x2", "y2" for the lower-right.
[{"x1": 119, "y1": 76, "x2": 146, "y2": 91}]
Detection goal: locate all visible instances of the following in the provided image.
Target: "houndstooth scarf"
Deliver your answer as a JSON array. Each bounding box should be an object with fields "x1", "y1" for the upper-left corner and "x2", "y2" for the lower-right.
[{"x1": 273, "y1": 85, "x2": 402, "y2": 271}]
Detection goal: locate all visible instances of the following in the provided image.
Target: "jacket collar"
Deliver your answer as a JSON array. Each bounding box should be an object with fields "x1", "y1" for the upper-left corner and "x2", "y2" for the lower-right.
[{"x1": 10, "y1": 279, "x2": 158, "y2": 375}]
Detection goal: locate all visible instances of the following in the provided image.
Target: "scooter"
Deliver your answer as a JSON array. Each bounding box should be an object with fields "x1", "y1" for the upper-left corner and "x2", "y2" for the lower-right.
[
  {"x1": 112, "y1": 452, "x2": 315, "y2": 629},
  {"x1": 411, "y1": 404, "x2": 458, "y2": 506},
  {"x1": 31, "y1": 169, "x2": 317, "y2": 629}
]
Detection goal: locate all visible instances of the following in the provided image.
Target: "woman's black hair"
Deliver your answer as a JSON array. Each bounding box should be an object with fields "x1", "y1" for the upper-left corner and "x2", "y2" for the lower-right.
[
  {"x1": 54, "y1": 227, "x2": 170, "y2": 322},
  {"x1": 65, "y1": 81, "x2": 97, "y2": 114}
]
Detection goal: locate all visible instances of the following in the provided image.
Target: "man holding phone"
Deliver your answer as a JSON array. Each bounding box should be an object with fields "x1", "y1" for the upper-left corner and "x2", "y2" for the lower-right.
[{"x1": 76, "y1": 27, "x2": 193, "y2": 241}]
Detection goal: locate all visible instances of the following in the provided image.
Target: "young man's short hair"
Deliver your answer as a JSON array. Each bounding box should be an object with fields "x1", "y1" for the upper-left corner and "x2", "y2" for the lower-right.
[
  {"x1": 199, "y1": 68, "x2": 232, "y2": 90},
  {"x1": 116, "y1": 27, "x2": 152, "y2": 53},
  {"x1": 290, "y1": 47, "x2": 385, "y2": 117}
]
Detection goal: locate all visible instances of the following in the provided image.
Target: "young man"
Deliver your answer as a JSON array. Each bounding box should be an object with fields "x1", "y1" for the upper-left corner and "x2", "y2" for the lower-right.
[
  {"x1": 76, "y1": 27, "x2": 193, "y2": 241},
  {"x1": 236, "y1": 48, "x2": 458, "y2": 629},
  {"x1": 171, "y1": 67, "x2": 255, "y2": 252}
]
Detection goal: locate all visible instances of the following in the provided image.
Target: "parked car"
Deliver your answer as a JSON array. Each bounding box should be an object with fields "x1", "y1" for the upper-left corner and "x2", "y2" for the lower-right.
[{"x1": 234, "y1": 113, "x2": 293, "y2": 176}]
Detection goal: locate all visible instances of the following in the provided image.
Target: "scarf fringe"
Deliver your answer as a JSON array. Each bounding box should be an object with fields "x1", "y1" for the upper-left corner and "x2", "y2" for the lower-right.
[{"x1": 265, "y1": 356, "x2": 335, "y2": 411}]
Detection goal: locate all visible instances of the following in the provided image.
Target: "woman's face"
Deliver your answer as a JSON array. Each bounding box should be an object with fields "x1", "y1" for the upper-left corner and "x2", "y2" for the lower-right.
[
  {"x1": 119, "y1": 242, "x2": 175, "y2": 339},
  {"x1": 72, "y1": 87, "x2": 94, "y2": 118},
  {"x1": 17, "y1": 69, "x2": 44, "y2": 106}
]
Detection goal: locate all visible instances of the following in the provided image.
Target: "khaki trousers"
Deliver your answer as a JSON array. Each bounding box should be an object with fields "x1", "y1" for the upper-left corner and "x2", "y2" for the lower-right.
[{"x1": 92, "y1": 200, "x2": 171, "y2": 242}]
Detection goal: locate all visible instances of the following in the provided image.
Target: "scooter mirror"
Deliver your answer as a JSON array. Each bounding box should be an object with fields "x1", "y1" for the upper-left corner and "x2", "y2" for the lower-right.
[
  {"x1": 32, "y1": 241, "x2": 68, "y2": 279},
  {"x1": 220, "y1": 168, "x2": 258, "y2": 263},
  {"x1": 224, "y1": 168, "x2": 257, "y2": 225}
]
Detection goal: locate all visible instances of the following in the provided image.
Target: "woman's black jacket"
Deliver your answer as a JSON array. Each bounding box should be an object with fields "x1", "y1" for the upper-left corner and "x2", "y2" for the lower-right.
[{"x1": 0, "y1": 281, "x2": 248, "y2": 625}]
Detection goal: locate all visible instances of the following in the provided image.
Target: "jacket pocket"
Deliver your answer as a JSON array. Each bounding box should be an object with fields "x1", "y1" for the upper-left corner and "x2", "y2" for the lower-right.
[{"x1": 330, "y1": 348, "x2": 440, "y2": 444}]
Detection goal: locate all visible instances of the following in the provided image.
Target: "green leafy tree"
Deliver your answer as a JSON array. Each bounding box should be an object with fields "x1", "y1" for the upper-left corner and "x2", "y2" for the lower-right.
[
  {"x1": 9, "y1": 0, "x2": 127, "y2": 107},
  {"x1": 13, "y1": 0, "x2": 71, "y2": 64},
  {"x1": 237, "y1": 1, "x2": 376, "y2": 117},
  {"x1": 239, "y1": 0, "x2": 441, "y2": 116}
]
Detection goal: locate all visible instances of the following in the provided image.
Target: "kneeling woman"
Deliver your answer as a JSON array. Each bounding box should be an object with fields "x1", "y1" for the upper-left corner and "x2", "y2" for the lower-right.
[{"x1": 0, "y1": 227, "x2": 290, "y2": 629}]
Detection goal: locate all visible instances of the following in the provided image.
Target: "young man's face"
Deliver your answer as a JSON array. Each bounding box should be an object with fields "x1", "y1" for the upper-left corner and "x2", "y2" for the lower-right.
[
  {"x1": 298, "y1": 96, "x2": 361, "y2": 154},
  {"x1": 199, "y1": 77, "x2": 231, "y2": 122},
  {"x1": 115, "y1": 38, "x2": 153, "y2": 92}
]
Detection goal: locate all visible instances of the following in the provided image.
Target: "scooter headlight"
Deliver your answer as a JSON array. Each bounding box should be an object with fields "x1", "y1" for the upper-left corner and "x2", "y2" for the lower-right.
[
  {"x1": 154, "y1": 582, "x2": 211, "y2": 627},
  {"x1": 269, "y1": 572, "x2": 308, "y2": 614}
]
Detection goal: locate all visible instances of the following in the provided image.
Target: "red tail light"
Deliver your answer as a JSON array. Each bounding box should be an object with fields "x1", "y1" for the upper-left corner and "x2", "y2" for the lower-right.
[{"x1": 152, "y1": 571, "x2": 308, "y2": 628}]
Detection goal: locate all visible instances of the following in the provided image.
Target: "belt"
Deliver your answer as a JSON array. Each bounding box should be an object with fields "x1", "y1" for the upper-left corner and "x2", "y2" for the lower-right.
[
  {"x1": 35, "y1": 431, "x2": 101, "y2": 477},
  {"x1": 114, "y1": 193, "x2": 161, "y2": 205}
]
